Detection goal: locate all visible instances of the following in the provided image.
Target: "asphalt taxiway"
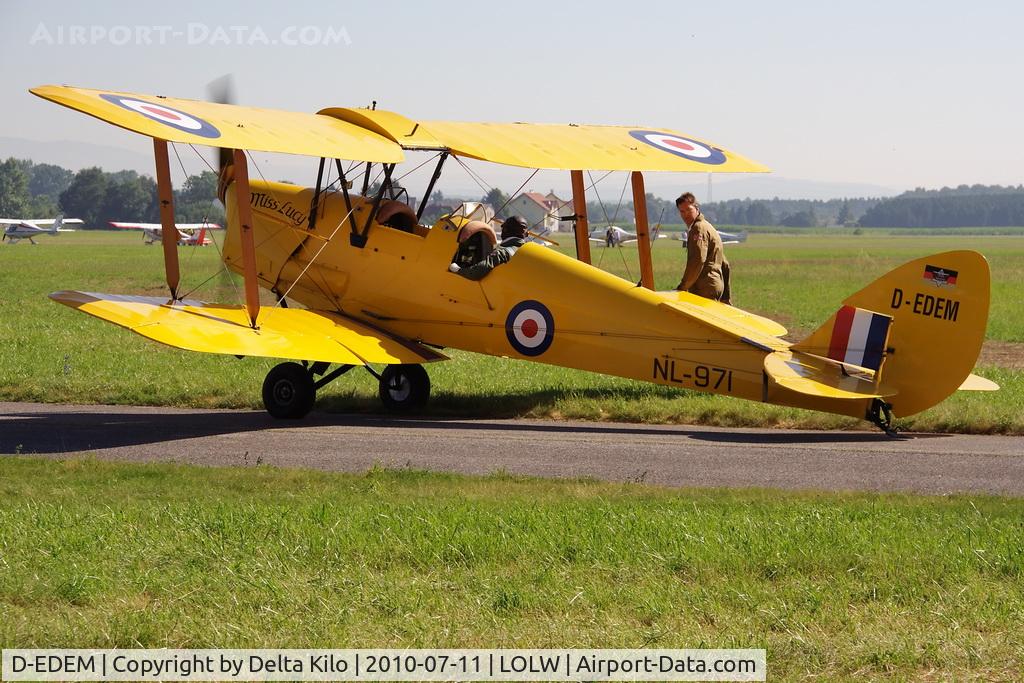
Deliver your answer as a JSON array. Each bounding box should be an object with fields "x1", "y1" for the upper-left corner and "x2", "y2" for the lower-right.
[{"x1": 2, "y1": 402, "x2": 1021, "y2": 496}]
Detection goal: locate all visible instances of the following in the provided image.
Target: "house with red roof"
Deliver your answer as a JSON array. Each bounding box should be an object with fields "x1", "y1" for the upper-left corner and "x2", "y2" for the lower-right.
[{"x1": 506, "y1": 190, "x2": 570, "y2": 232}]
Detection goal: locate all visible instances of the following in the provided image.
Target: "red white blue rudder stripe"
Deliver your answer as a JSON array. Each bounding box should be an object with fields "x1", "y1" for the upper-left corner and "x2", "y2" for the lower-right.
[{"x1": 826, "y1": 305, "x2": 892, "y2": 371}]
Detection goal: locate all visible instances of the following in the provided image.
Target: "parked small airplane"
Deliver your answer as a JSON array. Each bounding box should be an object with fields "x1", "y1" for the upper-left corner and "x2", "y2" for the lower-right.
[
  {"x1": 527, "y1": 225, "x2": 557, "y2": 246},
  {"x1": 590, "y1": 224, "x2": 665, "y2": 247},
  {"x1": 1, "y1": 215, "x2": 81, "y2": 244},
  {"x1": 110, "y1": 221, "x2": 221, "y2": 245},
  {"x1": 33, "y1": 84, "x2": 997, "y2": 435},
  {"x1": 672, "y1": 228, "x2": 747, "y2": 245}
]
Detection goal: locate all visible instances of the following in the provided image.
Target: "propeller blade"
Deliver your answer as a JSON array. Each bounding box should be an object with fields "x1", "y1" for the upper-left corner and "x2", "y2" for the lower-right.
[{"x1": 207, "y1": 74, "x2": 236, "y2": 170}]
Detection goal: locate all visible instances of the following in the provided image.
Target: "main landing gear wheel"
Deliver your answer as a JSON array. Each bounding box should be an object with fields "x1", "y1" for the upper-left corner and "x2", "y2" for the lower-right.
[
  {"x1": 378, "y1": 364, "x2": 430, "y2": 412},
  {"x1": 262, "y1": 362, "x2": 316, "y2": 419}
]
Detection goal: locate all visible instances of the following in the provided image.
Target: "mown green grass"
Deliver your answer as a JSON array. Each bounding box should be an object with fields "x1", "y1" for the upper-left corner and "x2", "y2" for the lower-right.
[
  {"x1": 1, "y1": 458, "x2": 1022, "y2": 679},
  {"x1": 1, "y1": 231, "x2": 1021, "y2": 432}
]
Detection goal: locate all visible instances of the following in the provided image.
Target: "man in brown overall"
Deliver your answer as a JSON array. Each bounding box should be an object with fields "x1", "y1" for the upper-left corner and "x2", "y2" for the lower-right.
[{"x1": 675, "y1": 192, "x2": 731, "y2": 304}]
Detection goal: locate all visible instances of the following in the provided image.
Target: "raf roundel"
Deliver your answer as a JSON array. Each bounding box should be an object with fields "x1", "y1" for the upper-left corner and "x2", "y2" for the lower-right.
[
  {"x1": 629, "y1": 130, "x2": 727, "y2": 165},
  {"x1": 99, "y1": 94, "x2": 221, "y2": 139},
  {"x1": 506, "y1": 300, "x2": 555, "y2": 357}
]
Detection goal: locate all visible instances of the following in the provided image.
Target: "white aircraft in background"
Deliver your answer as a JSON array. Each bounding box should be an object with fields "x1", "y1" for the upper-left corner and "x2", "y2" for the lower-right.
[
  {"x1": 1, "y1": 215, "x2": 81, "y2": 244},
  {"x1": 589, "y1": 224, "x2": 666, "y2": 247},
  {"x1": 671, "y1": 229, "x2": 748, "y2": 245},
  {"x1": 111, "y1": 221, "x2": 222, "y2": 246},
  {"x1": 525, "y1": 224, "x2": 558, "y2": 247}
]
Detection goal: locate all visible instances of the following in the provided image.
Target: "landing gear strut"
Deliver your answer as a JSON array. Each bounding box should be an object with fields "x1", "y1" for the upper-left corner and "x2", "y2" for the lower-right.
[{"x1": 867, "y1": 398, "x2": 899, "y2": 437}]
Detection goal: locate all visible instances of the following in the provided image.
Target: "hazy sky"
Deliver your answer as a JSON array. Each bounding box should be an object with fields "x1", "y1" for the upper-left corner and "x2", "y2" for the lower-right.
[{"x1": 1, "y1": 0, "x2": 1021, "y2": 199}]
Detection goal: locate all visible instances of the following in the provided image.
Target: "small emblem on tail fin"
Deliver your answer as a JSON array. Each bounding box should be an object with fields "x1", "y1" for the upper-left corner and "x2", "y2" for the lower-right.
[
  {"x1": 827, "y1": 305, "x2": 892, "y2": 371},
  {"x1": 923, "y1": 265, "x2": 958, "y2": 288}
]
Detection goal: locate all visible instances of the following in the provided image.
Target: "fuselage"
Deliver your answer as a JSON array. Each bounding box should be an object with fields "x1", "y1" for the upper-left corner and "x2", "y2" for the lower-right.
[
  {"x1": 3, "y1": 223, "x2": 56, "y2": 241},
  {"x1": 223, "y1": 179, "x2": 870, "y2": 419}
]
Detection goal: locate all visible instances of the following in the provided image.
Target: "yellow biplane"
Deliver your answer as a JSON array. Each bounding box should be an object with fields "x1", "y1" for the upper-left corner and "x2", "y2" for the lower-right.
[{"x1": 33, "y1": 85, "x2": 997, "y2": 434}]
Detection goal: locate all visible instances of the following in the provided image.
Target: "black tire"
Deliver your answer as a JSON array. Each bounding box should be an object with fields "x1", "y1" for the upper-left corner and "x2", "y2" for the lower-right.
[
  {"x1": 378, "y1": 364, "x2": 430, "y2": 412},
  {"x1": 262, "y1": 362, "x2": 316, "y2": 419}
]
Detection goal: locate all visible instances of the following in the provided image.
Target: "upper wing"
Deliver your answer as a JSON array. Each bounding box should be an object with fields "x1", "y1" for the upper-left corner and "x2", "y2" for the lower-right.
[
  {"x1": 50, "y1": 291, "x2": 447, "y2": 365},
  {"x1": 34, "y1": 86, "x2": 761, "y2": 171},
  {"x1": 423, "y1": 120, "x2": 769, "y2": 171},
  {"x1": 32, "y1": 85, "x2": 404, "y2": 162},
  {"x1": 321, "y1": 107, "x2": 769, "y2": 172},
  {"x1": 0, "y1": 219, "x2": 79, "y2": 226}
]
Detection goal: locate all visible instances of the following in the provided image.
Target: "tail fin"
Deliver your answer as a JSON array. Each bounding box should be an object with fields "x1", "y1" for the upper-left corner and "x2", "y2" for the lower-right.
[
  {"x1": 793, "y1": 250, "x2": 990, "y2": 417},
  {"x1": 195, "y1": 227, "x2": 208, "y2": 245},
  {"x1": 50, "y1": 214, "x2": 63, "y2": 234}
]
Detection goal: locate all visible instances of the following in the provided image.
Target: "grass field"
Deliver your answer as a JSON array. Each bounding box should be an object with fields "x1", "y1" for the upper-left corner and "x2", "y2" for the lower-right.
[
  {"x1": 1, "y1": 230, "x2": 1021, "y2": 432},
  {"x1": 2, "y1": 458, "x2": 1022, "y2": 679}
]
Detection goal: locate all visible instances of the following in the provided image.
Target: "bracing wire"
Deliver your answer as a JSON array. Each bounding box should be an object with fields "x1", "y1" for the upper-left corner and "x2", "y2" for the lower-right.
[
  {"x1": 243, "y1": 151, "x2": 365, "y2": 308},
  {"x1": 170, "y1": 142, "x2": 243, "y2": 303},
  {"x1": 588, "y1": 171, "x2": 632, "y2": 281}
]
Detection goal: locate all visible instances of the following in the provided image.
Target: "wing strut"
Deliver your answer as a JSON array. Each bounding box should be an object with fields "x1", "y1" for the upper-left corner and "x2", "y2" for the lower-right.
[
  {"x1": 417, "y1": 151, "x2": 448, "y2": 221},
  {"x1": 334, "y1": 159, "x2": 358, "y2": 235},
  {"x1": 570, "y1": 170, "x2": 592, "y2": 264},
  {"x1": 631, "y1": 171, "x2": 655, "y2": 289},
  {"x1": 153, "y1": 139, "x2": 181, "y2": 299},
  {"x1": 232, "y1": 149, "x2": 262, "y2": 328}
]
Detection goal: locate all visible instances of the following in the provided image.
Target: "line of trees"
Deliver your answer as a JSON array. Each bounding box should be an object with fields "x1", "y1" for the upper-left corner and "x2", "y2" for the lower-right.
[
  {"x1": 859, "y1": 186, "x2": 1024, "y2": 227},
  {"x1": 0, "y1": 157, "x2": 224, "y2": 227},
  {"x1": 4, "y1": 156, "x2": 1023, "y2": 229},
  {"x1": 642, "y1": 187, "x2": 1024, "y2": 228}
]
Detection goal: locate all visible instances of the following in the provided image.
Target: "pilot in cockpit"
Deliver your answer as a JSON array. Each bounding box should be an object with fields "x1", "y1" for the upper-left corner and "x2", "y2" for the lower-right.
[{"x1": 449, "y1": 215, "x2": 529, "y2": 280}]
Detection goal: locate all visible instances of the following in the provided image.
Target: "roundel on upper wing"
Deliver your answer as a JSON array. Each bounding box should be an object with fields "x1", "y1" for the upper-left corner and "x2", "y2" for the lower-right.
[
  {"x1": 629, "y1": 130, "x2": 727, "y2": 165},
  {"x1": 506, "y1": 300, "x2": 555, "y2": 356},
  {"x1": 99, "y1": 94, "x2": 221, "y2": 138}
]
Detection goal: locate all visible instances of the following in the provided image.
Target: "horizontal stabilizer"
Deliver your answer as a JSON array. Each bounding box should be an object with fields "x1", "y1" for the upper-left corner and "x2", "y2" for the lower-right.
[
  {"x1": 764, "y1": 350, "x2": 898, "y2": 400},
  {"x1": 50, "y1": 291, "x2": 446, "y2": 365},
  {"x1": 660, "y1": 295, "x2": 789, "y2": 342},
  {"x1": 958, "y1": 373, "x2": 1000, "y2": 391}
]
